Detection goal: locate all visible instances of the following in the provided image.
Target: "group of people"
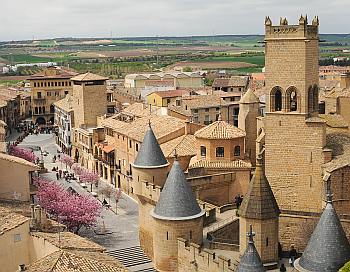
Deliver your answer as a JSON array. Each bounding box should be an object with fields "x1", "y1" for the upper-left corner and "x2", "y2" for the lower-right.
[{"x1": 234, "y1": 194, "x2": 244, "y2": 209}]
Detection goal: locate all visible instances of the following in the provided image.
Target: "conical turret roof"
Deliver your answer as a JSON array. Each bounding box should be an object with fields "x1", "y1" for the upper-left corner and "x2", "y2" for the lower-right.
[
  {"x1": 295, "y1": 192, "x2": 350, "y2": 272},
  {"x1": 152, "y1": 159, "x2": 204, "y2": 220},
  {"x1": 239, "y1": 156, "x2": 280, "y2": 220},
  {"x1": 133, "y1": 123, "x2": 168, "y2": 168},
  {"x1": 240, "y1": 89, "x2": 259, "y2": 104},
  {"x1": 237, "y1": 226, "x2": 266, "y2": 272}
]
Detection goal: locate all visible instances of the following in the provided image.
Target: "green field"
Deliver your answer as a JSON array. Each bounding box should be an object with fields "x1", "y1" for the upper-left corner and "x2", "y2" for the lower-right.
[{"x1": 1, "y1": 54, "x2": 54, "y2": 64}]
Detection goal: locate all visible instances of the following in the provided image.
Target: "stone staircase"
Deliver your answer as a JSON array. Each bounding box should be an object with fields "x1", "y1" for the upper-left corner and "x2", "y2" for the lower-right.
[{"x1": 107, "y1": 246, "x2": 157, "y2": 272}]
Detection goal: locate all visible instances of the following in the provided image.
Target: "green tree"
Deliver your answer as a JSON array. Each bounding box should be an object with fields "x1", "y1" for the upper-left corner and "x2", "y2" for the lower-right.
[{"x1": 340, "y1": 261, "x2": 350, "y2": 272}]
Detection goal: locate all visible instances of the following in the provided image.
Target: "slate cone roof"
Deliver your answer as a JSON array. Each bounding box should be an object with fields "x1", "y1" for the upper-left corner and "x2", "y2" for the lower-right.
[
  {"x1": 237, "y1": 226, "x2": 266, "y2": 272},
  {"x1": 239, "y1": 157, "x2": 280, "y2": 219},
  {"x1": 133, "y1": 122, "x2": 168, "y2": 168},
  {"x1": 152, "y1": 159, "x2": 204, "y2": 220},
  {"x1": 295, "y1": 193, "x2": 350, "y2": 272}
]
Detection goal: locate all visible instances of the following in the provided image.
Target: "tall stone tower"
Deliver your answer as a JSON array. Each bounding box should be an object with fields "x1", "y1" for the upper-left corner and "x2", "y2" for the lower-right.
[
  {"x1": 71, "y1": 72, "x2": 108, "y2": 128},
  {"x1": 151, "y1": 158, "x2": 205, "y2": 272},
  {"x1": 239, "y1": 155, "x2": 280, "y2": 265},
  {"x1": 132, "y1": 123, "x2": 169, "y2": 258},
  {"x1": 264, "y1": 16, "x2": 327, "y2": 250},
  {"x1": 238, "y1": 89, "x2": 260, "y2": 165}
]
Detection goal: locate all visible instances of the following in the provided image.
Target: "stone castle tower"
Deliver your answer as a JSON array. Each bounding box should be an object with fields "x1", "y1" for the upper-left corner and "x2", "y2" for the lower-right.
[
  {"x1": 132, "y1": 123, "x2": 169, "y2": 258},
  {"x1": 151, "y1": 158, "x2": 205, "y2": 272},
  {"x1": 71, "y1": 72, "x2": 108, "y2": 128},
  {"x1": 239, "y1": 155, "x2": 280, "y2": 265},
  {"x1": 133, "y1": 123, "x2": 204, "y2": 272},
  {"x1": 263, "y1": 16, "x2": 327, "y2": 250},
  {"x1": 238, "y1": 89, "x2": 260, "y2": 165}
]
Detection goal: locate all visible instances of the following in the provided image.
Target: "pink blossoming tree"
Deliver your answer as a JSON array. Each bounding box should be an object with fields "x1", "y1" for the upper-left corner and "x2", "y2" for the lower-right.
[
  {"x1": 34, "y1": 178, "x2": 102, "y2": 233},
  {"x1": 60, "y1": 154, "x2": 74, "y2": 170},
  {"x1": 72, "y1": 163, "x2": 86, "y2": 176},
  {"x1": 80, "y1": 171, "x2": 100, "y2": 191},
  {"x1": 8, "y1": 145, "x2": 38, "y2": 163}
]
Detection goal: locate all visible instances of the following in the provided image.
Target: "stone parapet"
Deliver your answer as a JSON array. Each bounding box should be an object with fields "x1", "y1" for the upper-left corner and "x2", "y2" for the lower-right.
[{"x1": 177, "y1": 238, "x2": 238, "y2": 272}]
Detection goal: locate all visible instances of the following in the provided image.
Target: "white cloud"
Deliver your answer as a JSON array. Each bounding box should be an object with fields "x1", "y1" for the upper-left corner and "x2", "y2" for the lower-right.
[{"x1": 1, "y1": 0, "x2": 348, "y2": 40}]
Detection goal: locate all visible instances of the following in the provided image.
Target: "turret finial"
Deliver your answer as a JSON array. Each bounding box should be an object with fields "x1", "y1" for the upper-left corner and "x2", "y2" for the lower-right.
[
  {"x1": 247, "y1": 224, "x2": 256, "y2": 243},
  {"x1": 326, "y1": 179, "x2": 333, "y2": 204}
]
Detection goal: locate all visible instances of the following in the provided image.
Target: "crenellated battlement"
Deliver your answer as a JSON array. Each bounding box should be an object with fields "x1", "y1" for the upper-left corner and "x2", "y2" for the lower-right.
[
  {"x1": 177, "y1": 238, "x2": 238, "y2": 272},
  {"x1": 265, "y1": 15, "x2": 319, "y2": 40},
  {"x1": 137, "y1": 179, "x2": 161, "y2": 202}
]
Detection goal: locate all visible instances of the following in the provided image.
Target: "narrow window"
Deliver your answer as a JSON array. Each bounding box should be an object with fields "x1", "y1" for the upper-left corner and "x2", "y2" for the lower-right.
[
  {"x1": 200, "y1": 146, "x2": 206, "y2": 157},
  {"x1": 166, "y1": 231, "x2": 169, "y2": 240},
  {"x1": 190, "y1": 231, "x2": 192, "y2": 240},
  {"x1": 136, "y1": 143, "x2": 139, "y2": 151},
  {"x1": 234, "y1": 146, "x2": 241, "y2": 156},
  {"x1": 266, "y1": 237, "x2": 269, "y2": 247}
]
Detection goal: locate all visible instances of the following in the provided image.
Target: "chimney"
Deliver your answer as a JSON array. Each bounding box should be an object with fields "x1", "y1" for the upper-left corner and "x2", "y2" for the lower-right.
[
  {"x1": 18, "y1": 264, "x2": 26, "y2": 271},
  {"x1": 184, "y1": 120, "x2": 190, "y2": 135},
  {"x1": 340, "y1": 73, "x2": 350, "y2": 89},
  {"x1": 34, "y1": 205, "x2": 42, "y2": 226}
]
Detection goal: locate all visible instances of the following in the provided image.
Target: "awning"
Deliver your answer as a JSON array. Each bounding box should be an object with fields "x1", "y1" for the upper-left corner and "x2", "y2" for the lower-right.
[{"x1": 103, "y1": 145, "x2": 115, "y2": 153}]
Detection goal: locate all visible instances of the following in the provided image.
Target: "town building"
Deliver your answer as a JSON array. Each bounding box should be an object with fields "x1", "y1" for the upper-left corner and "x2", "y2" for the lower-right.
[
  {"x1": 146, "y1": 90, "x2": 190, "y2": 107},
  {"x1": 168, "y1": 94, "x2": 238, "y2": 125},
  {"x1": 212, "y1": 76, "x2": 250, "y2": 93},
  {"x1": 124, "y1": 71, "x2": 204, "y2": 90},
  {"x1": 28, "y1": 66, "x2": 78, "y2": 124},
  {"x1": 0, "y1": 88, "x2": 21, "y2": 130}
]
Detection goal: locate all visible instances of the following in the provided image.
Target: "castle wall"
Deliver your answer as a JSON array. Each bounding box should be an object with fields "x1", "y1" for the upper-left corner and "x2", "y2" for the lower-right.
[
  {"x1": 138, "y1": 196, "x2": 156, "y2": 259},
  {"x1": 177, "y1": 238, "x2": 237, "y2": 272},
  {"x1": 153, "y1": 217, "x2": 203, "y2": 272}
]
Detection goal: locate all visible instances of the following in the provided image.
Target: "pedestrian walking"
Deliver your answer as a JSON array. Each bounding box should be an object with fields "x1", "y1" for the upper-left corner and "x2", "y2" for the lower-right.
[
  {"x1": 59, "y1": 169, "x2": 62, "y2": 179},
  {"x1": 56, "y1": 172, "x2": 59, "y2": 180},
  {"x1": 280, "y1": 263, "x2": 287, "y2": 272},
  {"x1": 289, "y1": 246, "x2": 297, "y2": 267}
]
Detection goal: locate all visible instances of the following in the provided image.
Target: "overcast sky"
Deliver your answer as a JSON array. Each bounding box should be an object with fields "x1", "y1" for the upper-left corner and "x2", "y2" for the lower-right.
[{"x1": 2, "y1": 0, "x2": 349, "y2": 41}]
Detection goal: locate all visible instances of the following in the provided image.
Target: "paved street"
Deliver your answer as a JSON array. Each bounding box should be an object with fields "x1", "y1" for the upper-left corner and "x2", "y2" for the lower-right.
[{"x1": 18, "y1": 133, "x2": 156, "y2": 271}]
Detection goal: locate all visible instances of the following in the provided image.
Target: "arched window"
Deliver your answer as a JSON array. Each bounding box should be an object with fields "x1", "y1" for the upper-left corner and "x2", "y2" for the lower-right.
[
  {"x1": 200, "y1": 146, "x2": 206, "y2": 157},
  {"x1": 216, "y1": 147, "x2": 224, "y2": 157},
  {"x1": 234, "y1": 146, "x2": 241, "y2": 156},
  {"x1": 50, "y1": 104, "x2": 55, "y2": 113},
  {"x1": 313, "y1": 85, "x2": 319, "y2": 112},
  {"x1": 270, "y1": 87, "x2": 283, "y2": 112},
  {"x1": 286, "y1": 87, "x2": 298, "y2": 112}
]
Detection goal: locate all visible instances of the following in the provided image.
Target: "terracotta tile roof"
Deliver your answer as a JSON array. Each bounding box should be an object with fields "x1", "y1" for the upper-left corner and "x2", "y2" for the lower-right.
[
  {"x1": 168, "y1": 95, "x2": 229, "y2": 115},
  {"x1": 0, "y1": 153, "x2": 39, "y2": 169},
  {"x1": 31, "y1": 232, "x2": 105, "y2": 252},
  {"x1": 144, "y1": 80, "x2": 174, "y2": 87},
  {"x1": 188, "y1": 159, "x2": 251, "y2": 170},
  {"x1": 194, "y1": 120, "x2": 246, "y2": 139},
  {"x1": 228, "y1": 76, "x2": 249, "y2": 87},
  {"x1": 71, "y1": 72, "x2": 108, "y2": 81},
  {"x1": 149, "y1": 90, "x2": 188, "y2": 99},
  {"x1": 212, "y1": 78, "x2": 230, "y2": 88},
  {"x1": 54, "y1": 95, "x2": 75, "y2": 112},
  {"x1": 122, "y1": 102, "x2": 158, "y2": 117},
  {"x1": 29, "y1": 67, "x2": 78, "y2": 80},
  {"x1": 325, "y1": 87, "x2": 350, "y2": 98},
  {"x1": 0, "y1": 207, "x2": 29, "y2": 235},
  {"x1": 319, "y1": 114, "x2": 348, "y2": 128},
  {"x1": 27, "y1": 250, "x2": 127, "y2": 272},
  {"x1": 102, "y1": 114, "x2": 186, "y2": 143},
  {"x1": 324, "y1": 132, "x2": 350, "y2": 172},
  {"x1": 160, "y1": 134, "x2": 196, "y2": 157}
]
